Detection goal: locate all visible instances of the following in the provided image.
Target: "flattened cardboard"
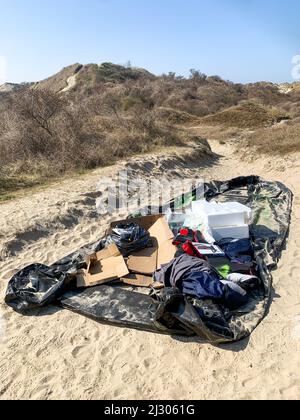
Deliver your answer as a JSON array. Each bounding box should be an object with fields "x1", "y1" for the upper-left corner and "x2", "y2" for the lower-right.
[
  {"x1": 148, "y1": 216, "x2": 173, "y2": 242},
  {"x1": 152, "y1": 281, "x2": 165, "y2": 290},
  {"x1": 121, "y1": 274, "x2": 154, "y2": 288},
  {"x1": 148, "y1": 216, "x2": 176, "y2": 268},
  {"x1": 127, "y1": 247, "x2": 157, "y2": 275},
  {"x1": 83, "y1": 243, "x2": 121, "y2": 264},
  {"x1": 108, "y1": 215, "x2": 176, "y2": 276},
  {"x1": 77, "y1": 243, "x2": 129, "y2": 288},
  {"x1": 157, "y1": 238, "x2": 177, "y2": 268},
  {"x1": 95, "y1": 243, "x2": 120, "y2": 259}
]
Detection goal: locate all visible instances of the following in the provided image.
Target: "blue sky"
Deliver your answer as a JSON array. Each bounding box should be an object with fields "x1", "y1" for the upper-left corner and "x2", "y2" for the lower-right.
[{"x1": 0, "y1": 0, "x2": 299, "y2": 84}]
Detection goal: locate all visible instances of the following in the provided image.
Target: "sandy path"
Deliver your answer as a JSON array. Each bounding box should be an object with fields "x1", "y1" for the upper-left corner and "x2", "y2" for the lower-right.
[{"x1": 0, "y1": 140, "x2": 299, "y2": 400}]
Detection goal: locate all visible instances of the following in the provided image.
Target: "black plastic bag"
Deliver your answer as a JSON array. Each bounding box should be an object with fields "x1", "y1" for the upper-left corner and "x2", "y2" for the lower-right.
[
  {"x1": 5, "y1": 264, "x2": 72, "y2": 313},
  {"x1": 106, "y1": 223, "x2": 150, "y2": 257},
  {"x1": 152, "y1": 287, "x2": 234, "y2": 341}
]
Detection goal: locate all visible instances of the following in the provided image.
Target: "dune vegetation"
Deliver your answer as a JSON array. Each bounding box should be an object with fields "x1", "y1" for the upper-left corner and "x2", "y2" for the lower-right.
[{"x1": 0, "y1": 62, "x2": 299, "y2": 199}]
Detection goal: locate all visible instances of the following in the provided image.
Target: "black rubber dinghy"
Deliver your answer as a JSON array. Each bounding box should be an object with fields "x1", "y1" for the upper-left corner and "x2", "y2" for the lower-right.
[{"x1": 5, "y1": 176, "x2": 293, "y2": 344}]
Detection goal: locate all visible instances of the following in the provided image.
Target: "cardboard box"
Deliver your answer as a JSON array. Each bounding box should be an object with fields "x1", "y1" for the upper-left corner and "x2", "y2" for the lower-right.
[
  {"x1": 127, "y1": 247, "x2": 157, "y2": 275},
  {"x1": 109, "y1": 215, "x2": 176, "y2": 275},
  {"x1": 121, "y1": 274, "x2": 154, "y2": 288},
  {"x1": 77, "y1": 243, "x2": 129, "y2": 288},
  {"x1": 77, "y1": 215, "x2": 176, "y2": 289}
]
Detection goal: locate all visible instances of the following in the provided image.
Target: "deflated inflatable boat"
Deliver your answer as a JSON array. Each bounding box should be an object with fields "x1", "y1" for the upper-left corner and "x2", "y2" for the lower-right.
[{"x1": 5, "y1": 176, "x2": 293, "y2": 344}]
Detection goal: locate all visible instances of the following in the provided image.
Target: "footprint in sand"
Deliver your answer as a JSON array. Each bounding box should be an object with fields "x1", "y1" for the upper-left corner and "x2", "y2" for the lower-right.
[
  {"x1": 293, "y1": 250, "x2": 300, "y2": 259},
  {"x1": 100, "y1": 346, "x2": 110, "y2": 357},
  {"x1": 291, "y1": 315, "x2": 300, "y2": 341},
  {"x1": 289, "y1": 266, "x2": 300, "y2": 280},
  {"x1": 71, "y1": 345, "x2": 89, "y2": 358},
  {"x1": 143, "y1": 358, "x2": 155, "y2": 369}
]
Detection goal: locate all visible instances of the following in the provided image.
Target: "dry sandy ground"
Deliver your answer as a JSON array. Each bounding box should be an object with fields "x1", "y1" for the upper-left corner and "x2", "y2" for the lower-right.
[{"x1": 0, "y1": 139, "x2": 299, "y2": 400}]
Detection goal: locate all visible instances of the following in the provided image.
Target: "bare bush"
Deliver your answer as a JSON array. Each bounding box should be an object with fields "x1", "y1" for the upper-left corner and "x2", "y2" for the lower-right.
[
  {"x1": 0, "y1": 84, "x2": 187, "y2": 187},
  {"x1": 239, "y1": 121, "x2": 300, "y2": 156}
]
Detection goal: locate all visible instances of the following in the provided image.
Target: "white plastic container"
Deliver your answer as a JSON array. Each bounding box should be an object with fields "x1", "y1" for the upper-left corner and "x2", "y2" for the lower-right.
[
  {"x1": 211, "y1": 224, "x2": 250, "y2": 241},
  {"x1": 191, "y1": 200, "x2": 252, "y2": 241},
  {"x1": 191, "y1": 200, "x2": 252, "y2": 228}
]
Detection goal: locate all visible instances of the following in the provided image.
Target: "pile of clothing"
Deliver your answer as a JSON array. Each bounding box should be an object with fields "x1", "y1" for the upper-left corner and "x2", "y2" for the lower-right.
[{"x1": 154, "y1": 227, "x2": 259, "y2": 311}]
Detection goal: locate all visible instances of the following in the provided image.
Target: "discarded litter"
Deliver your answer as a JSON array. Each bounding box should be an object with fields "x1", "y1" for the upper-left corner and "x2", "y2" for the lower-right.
[
  {"x1": 76, "y1": 243, "x2": 129, "y2": 288},
  {"x1": 189, "y1": 200, "x2": 252, "y2": 241},
  {"x1": 108, "y1": 215, "x2": 177, "y2": 275},
  {"x1": 4, "y1": 176, "x2": 293, "y2": 344},
  {"x1": 191, "y1": 200, "x2": 252, "y2": 227},
  {"x1": 105, "y1": 223, "x2": 150, "y2": 257}
]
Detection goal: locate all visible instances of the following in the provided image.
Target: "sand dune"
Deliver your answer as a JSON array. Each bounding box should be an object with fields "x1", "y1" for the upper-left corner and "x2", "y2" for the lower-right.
[{"x1": 0, "y1": 140, "x2": 299, "y2": 400}]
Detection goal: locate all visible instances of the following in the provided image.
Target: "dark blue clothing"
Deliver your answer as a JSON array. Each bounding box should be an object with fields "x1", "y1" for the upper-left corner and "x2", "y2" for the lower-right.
[
  {"x1": 182, "y1": 271, "x2": 248, "y2": 310},
  {"x1": 218, "y1": 238, "x2": 252, "y2": 259},
  {"x1": 182, "y1": 272, "x2": 224, "y2": 301},
  {"x1": 218, "y1": 239, "x2": 254, "y2": 273},
  {"x1": 154, "y1": 254, "x2": 248, "y2": 310}
]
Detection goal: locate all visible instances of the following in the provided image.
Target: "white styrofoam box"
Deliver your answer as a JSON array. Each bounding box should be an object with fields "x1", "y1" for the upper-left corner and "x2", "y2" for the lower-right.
[
  {"x1": 191, "y1": 200, "x2": 252, "y2": 228},
  {"x1": 211, "y1": 224, "x2": 250, "y2": 241}
]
